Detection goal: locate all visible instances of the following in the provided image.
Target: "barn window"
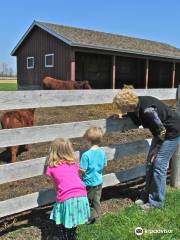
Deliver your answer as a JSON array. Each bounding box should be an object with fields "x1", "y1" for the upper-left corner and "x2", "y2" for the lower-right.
[
  {"x1": 45, "y1": 54, "x2": 54, "y2": 68},
  {"x1": 27, "y1": 57, "x2": 34, "y2": 69}
]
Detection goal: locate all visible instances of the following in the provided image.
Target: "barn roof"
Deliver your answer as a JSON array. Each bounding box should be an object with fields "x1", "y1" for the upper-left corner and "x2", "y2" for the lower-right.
[{"x1": 11, "y1": 21, "x2": 180, "y2": 60}]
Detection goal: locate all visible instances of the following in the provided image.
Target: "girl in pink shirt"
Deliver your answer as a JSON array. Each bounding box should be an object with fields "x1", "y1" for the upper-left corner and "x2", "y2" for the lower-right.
[{"x1": 45, "y1": 138, "x2": 90, "y2": 240}]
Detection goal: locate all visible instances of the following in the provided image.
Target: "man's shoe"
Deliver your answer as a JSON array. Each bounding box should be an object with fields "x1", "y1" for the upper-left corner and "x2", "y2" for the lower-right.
[
  {"x1": 140, "y1": 203, "x2": 154, "y2": 212},
  {"x1": 135, "y1": 199, "x2": 145, "y2": 205}
]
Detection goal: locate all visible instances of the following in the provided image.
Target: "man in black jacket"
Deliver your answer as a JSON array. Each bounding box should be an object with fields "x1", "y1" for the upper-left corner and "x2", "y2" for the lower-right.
[{"x1": 113, "y1": 89, "x2": 180, "y2": 210}]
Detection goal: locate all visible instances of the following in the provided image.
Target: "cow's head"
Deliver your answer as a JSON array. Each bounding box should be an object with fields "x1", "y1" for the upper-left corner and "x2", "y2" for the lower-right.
[{"x1": 42, "y1": 76, "x2": 55, "y2": 89}]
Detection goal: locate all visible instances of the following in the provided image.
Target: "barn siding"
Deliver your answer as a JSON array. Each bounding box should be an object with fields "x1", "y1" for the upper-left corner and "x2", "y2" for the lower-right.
[{"x1": 16, "y1": 26, "x2": 71, "y2": 89}]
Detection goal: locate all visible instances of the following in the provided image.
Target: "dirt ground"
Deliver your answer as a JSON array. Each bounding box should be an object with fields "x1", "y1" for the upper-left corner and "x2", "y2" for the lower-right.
[{"x1": 0, "y1": 100, "x2": 176, "y2": 237}]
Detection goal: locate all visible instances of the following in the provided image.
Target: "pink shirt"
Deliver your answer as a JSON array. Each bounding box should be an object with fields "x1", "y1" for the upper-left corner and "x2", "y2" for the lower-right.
[{"x1": 46, "y1": 163, "x2": 87, "y2": 202}]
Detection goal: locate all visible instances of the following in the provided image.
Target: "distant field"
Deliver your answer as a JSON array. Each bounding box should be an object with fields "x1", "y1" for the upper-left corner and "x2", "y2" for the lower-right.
[
  {"x1": 0, "y1": 80, "x2": 17, "y2": 83},
  {"x1": 0, "y1": 83, "x2": 17, "y2": 91},
  {"x1": 0, "y1": 77, "x2": 17, "y2": 84}
]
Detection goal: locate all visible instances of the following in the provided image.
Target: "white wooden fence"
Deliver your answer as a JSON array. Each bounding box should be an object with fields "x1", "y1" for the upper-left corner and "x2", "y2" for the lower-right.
[{"x1": 0, "y1": 88, "x2": 179, "y2": 218}]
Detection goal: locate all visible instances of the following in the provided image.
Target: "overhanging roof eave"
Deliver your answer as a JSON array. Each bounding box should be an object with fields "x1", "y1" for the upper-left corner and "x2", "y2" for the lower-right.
[{"x1": 72, "y1": 42, "x2": 180, "y2": 61}]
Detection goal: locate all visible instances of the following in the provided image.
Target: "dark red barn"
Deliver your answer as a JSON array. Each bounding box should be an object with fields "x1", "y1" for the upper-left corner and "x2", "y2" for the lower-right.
[{"x1": 11, "y1": 21, "x2": 180, "y2": 89}]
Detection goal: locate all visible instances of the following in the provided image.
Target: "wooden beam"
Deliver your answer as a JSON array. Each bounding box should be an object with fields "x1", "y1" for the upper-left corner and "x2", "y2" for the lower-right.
[
  {"x1": 0, "y1": 89, "x2": 176, "y2": 110},
  {"x1": 0, "y1": 118, "x2": 138, "y2": 148},
  {"x1": 71, "y1": 62, "x2": 75, "y2": 81},
  {"x1": 0, "y1": 165, "x2": 146, "y2": 218},
  {"x1": 103, "y1": 165, "x2": 146, "y2": 187},
  {"x1": 172, "y1": 62, "x2": 176, "y2": 88},
  {"x1": 112, "y1": 56, "x2": 116, "y2": 89},
  {"x1": 71, "y1": 51, "x2": 75, "y2": 81},
  {"x1": 0, "y1": 189, "x2": 56, "y2": 218},
  {"x1": 171, "y1": 85, "x2": 180, "y2": 187},
  {"x1": 145, "y1": 59, "x2": 149, "y2": 89},
  {"x1": 0, "y1": 139, "x2": 151, "y2": 184}
]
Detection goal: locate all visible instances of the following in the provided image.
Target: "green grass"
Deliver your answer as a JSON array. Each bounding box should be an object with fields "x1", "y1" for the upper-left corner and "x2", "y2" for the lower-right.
[
  {"x1": 0, "y1": 83, "x2": 17, "y2": 91},
  {"x1": 1, "y1": 187, "x2": 179, "y2": 240},
  {"x1": 78, "y1": 187, "x2": 180, "y2": 240}
]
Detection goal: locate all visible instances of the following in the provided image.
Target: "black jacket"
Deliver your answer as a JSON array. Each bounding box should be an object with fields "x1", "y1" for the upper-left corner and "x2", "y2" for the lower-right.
[{"x1": 128, "y1": 96, "x2": 180, "y2": 139}]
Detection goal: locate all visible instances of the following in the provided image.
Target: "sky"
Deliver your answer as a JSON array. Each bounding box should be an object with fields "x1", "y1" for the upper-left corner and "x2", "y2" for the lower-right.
[{"x1": 1, "y1": 0, "x2": 180, "y2": 72}]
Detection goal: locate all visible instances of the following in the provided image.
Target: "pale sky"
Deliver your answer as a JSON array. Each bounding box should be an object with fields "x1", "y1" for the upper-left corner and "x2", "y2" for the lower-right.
[{"x1": 1, "y1": 0, "x2": 180, "y2": 72}]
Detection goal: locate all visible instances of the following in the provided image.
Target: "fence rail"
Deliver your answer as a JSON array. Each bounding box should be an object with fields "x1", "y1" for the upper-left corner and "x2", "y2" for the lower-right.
[
  {"x1": 0, "y1": 165, "x2": 147, "y2": 218},
  {"x1": 0, "y1": 88, "x2": 176, "y2": 110},
  {"x1": 0, "y1": 118, "x2": 137, "y2": 148},
  {"x1": 0, "y1": 88, "x2": 178, "y2": 218},
  {"x1": 0, "y1": 139, "x2": 151, "y2": 185}
]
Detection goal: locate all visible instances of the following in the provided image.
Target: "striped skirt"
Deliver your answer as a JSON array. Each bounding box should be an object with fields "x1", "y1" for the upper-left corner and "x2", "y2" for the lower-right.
[{"x1": 50, "y1": 196, "x2": 90, "y2": 228}]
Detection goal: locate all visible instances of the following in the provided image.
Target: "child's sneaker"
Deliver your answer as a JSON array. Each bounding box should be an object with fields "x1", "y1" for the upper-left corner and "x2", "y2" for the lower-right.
[{"x1": 86, "y1": 217, "x2": 95, "y2": 225}]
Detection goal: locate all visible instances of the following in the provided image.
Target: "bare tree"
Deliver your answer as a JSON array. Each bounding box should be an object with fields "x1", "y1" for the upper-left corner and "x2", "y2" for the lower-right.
[
  {"x1": 9, "y1": 67, "x2": 14, "y2": 77},
  {"x1": 3, "y1": 62, "x2": 8, "y2": 76},
  {"x1": 0, "y1": 62, "x2": 15, "y2": 77}
]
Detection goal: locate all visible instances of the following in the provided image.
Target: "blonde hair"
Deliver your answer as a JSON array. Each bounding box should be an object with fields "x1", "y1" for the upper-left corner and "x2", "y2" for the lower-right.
[
  {"x1": 84, "y1": 127, "x2": 104, "y2": 145},
  {"x1": 123, "y1": 84, "x2": 134, "y2": 89},
  {"x1": 46, "y1": 138, "x2": 77, "y2": 167},
  {"x1": 113, "y1": 89, "x2": 139, "y2": 113}
]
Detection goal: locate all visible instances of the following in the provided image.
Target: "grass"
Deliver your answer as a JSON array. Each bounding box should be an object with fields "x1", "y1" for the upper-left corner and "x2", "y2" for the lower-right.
[
  {"x1": 78, "y1": 187, "x2": 180, "y2": 240},
  {"x1": 1, "y1": 187, "x2": 179, "y2": 240},
  {"x1": 0, "y1": 83, "x2": 17, "y2": 91}
]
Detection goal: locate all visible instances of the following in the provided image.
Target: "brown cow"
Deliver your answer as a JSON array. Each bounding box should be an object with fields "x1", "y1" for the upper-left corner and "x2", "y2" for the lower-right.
[
  {"x1": 42, "y1": 76, "x2": 92, "y2": 90},
  {"x1": 1, "y1": 109, "x2": 35, "y2": 163}
]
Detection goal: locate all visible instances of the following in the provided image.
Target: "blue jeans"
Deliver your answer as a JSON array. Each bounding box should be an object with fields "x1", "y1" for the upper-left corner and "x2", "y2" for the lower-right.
[{"x1": 144, "y1": 136, "x2": 179, "y2": 208}]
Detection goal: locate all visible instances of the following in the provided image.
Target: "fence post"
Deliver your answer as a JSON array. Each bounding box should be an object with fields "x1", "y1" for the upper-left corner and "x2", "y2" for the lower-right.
[{"x1": 171, "y1": 85, "x2": 180, "y2": 187}]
